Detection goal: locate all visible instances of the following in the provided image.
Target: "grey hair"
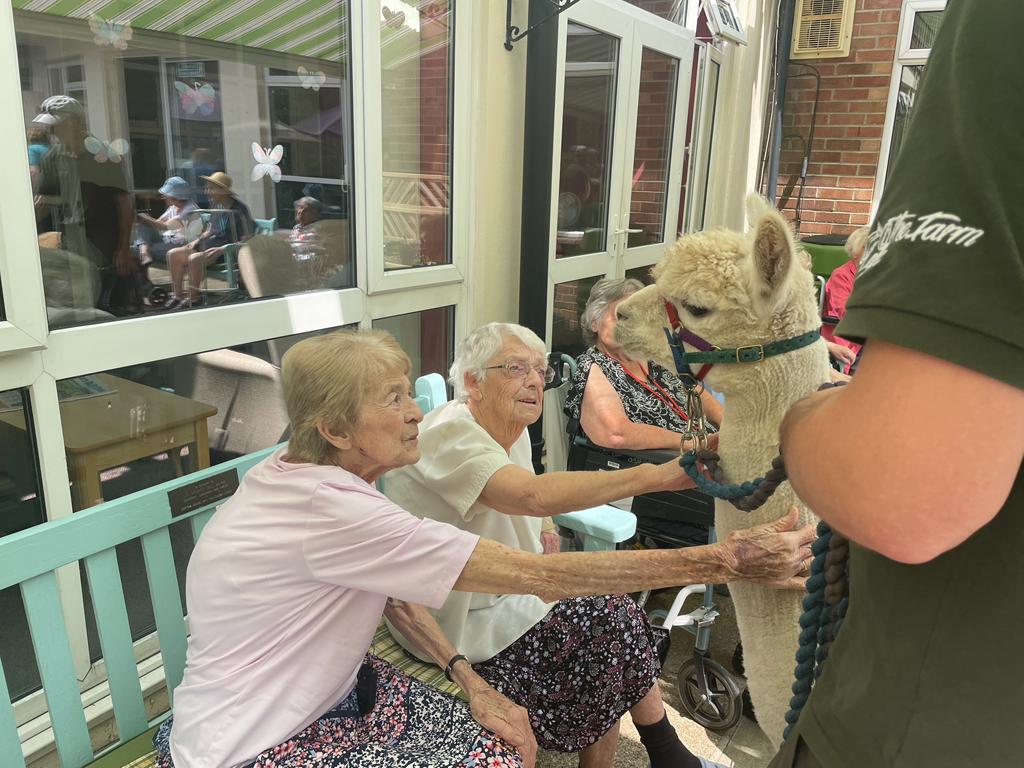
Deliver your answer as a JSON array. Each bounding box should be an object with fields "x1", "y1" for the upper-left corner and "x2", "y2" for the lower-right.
[
  {"x1": 295, "y1": 196, "x2": 322, "y2": 214},
  {"x1": 580, "y1": 277, "x2": 645, "y2": 346},
  {"x1": 845, "y1": 226, "x2": 870, "y2": 259},
  {"x1": 450, "y1": 322, "x2": 546, "y2": 401}
]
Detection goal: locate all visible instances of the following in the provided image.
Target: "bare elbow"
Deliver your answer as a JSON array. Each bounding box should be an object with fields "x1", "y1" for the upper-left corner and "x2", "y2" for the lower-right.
[{"x1": 520, "y1": 484, "x2": 549, "y2": 517}]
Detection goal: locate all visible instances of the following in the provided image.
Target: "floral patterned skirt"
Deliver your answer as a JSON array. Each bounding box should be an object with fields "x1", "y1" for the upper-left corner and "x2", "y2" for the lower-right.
[
  {"x1": 473, "y1": 594, "x2": 663, "y2": 752},
  {"x1": 153, "y1": 655, "x2": 523, "y2": 768}
]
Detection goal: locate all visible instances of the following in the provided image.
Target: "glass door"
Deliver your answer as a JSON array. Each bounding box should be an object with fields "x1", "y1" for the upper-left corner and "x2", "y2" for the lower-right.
[{"x1": 543, "y1": 1, "x2": 695, "y2": 471}]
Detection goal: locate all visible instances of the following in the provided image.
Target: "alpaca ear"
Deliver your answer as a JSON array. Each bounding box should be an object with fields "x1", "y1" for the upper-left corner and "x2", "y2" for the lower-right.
[{"x1": 747, "y1": 194, "x2": 796, "y2": 305}]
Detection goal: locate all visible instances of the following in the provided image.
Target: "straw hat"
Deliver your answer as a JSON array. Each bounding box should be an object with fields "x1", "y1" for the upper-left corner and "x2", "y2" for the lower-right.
[{"x1": 200, "y1": 171, "x2": 233, "y2": 192}]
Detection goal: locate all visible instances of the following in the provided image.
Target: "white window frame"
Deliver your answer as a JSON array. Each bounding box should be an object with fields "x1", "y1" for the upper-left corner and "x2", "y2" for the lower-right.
[
  {"x1": 0, "y1": 0, "x2": 472, "y2": 742},
  {"x1": 360, "y1": 2, "x2": 471, "y2": 295},
  {"x1": 873, "y1": 0, "x2": 946, "y2": 213}
]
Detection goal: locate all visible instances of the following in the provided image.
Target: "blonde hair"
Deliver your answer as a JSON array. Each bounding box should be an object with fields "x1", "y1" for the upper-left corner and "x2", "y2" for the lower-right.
[
  {"x1": 845, "y1": 226, "x2": 870, "y2": 259},
  {"x1": 282, "y1": 329, "x2": 411, "y2": 464}
]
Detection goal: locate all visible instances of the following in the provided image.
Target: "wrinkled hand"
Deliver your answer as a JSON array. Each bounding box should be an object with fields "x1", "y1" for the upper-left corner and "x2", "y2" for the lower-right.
[
  {"x1": 540, "y1": 530, "x2": 561, "y2": 554},
  {"x1": 826, "y1": 341, "x2": 857, "y2": 367},
  {"x1": 722, "y1": 507, "x2": 815, "y2": 589},
  {"x1": 466, "y1": 682, "x2": 537, "y2": 768}
]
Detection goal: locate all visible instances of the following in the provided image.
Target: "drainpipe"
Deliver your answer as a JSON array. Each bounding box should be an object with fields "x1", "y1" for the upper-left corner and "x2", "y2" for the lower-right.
[{"x1": 766, "y1": 0, "x2": 798, "y2": 203}]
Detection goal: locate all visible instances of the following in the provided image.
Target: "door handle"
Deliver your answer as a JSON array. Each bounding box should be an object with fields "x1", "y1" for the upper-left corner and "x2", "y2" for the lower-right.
[{"x1": 614, "y1": 228, "x2": 643, "y2": 234}]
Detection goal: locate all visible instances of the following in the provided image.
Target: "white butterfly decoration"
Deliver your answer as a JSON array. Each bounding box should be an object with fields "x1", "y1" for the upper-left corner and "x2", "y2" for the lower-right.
[
  {"x1": 174, "y1": 81, "x2": 217, "y2": 116},
  {"x1": 84, "y1": 136, "x2": 130, "y2": 163},
  {"x1": 297, "y1": 66, "x2": 326, "y2": 92},
  {"x1": 89, "y1": 15, "x2": 133, "y2": 50},
  {"x1": 251, "y1": 143, "x2": 284, "y2": 183}
]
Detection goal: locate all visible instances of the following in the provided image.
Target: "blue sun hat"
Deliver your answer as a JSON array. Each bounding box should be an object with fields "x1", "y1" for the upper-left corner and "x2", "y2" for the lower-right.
[{"x1": 158, "y1": 176, "x2": 191, "y2": 200}]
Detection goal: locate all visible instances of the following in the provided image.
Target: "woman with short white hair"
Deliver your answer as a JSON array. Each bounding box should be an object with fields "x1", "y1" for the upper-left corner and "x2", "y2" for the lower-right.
[
  {"x1": 155, "y1": 328, "x2": 813, "y2": 768},
  {"x1": 386, "y1": 322, "x2": 812, "y2": 768}
]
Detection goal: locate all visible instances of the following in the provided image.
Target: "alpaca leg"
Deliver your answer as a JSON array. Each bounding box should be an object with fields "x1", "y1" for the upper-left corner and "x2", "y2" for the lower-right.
[{"x1": 728, "y1": 581, "x2": 803, "y2": 749}]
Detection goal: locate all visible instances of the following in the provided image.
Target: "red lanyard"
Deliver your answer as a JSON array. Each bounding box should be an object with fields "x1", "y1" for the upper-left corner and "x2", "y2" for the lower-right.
[{"x1": 614, "y1": 358, "x2": 689, "y2": 423}]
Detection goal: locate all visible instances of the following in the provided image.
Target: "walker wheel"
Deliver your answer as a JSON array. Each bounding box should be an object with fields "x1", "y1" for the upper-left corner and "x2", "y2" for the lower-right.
[
  {"x1": 677, "y1": 657, "x2": 743, "y2": 732},
  {"x1": 148, "y1": 286, "x2": 168, "y2": 307}
]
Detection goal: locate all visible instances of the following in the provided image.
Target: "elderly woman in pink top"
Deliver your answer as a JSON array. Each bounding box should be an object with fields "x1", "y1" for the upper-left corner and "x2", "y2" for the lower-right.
[
  {"x1": 153, "y1": 329, "x2": 813, "y2": 768},
  {"x1": 821, "y1": 227, "x2": 870, "y2": 373}
]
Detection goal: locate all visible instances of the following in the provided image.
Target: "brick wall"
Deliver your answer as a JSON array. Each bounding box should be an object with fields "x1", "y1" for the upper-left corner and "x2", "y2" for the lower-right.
[{"x1": 775, "y1": 0, "x2": 902, "y2": 237}]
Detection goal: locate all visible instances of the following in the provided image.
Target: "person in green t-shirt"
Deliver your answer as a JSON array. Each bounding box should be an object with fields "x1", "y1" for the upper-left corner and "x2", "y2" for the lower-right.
[{"x1": 768, "y1": 1, "x2": 1024, "y2": 766}]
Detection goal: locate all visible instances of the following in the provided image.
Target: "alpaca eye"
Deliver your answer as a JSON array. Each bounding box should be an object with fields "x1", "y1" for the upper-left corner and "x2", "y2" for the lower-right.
[{"x1": 683, "y1": 303, "x2": 711, "y2": 318}]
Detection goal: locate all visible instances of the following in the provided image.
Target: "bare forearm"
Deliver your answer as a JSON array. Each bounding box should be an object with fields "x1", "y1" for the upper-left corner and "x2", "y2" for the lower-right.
[
  {"x1": 454, "y1": 538, "x2": 737, "y2": 603},
  {"x1": 383, "y1": 600, "x2": 494, "y2": 694},
  {"x1": 590, "y1": 420, "x2": 684, "y2": 451},
  {"x1": 528, "y1": 462, "x2": 678, "y2": 515}
]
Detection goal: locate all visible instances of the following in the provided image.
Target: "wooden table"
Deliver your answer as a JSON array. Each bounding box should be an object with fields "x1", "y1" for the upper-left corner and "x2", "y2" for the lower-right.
[{"x1": 0, "y1": 374, "x2": 217, "y2": 510}]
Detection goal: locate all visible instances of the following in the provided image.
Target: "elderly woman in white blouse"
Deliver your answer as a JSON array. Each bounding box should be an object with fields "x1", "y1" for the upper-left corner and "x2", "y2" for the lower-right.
[{"x1": 385, "y1": 323, "x2": 813, "y2": 768}]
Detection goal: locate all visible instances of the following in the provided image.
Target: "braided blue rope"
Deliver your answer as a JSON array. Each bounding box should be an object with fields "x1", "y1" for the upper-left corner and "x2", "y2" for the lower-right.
[
  {"x1": 783, "y1": 521, "x2": 832, "y2": 739},
  {"x1": 680, "y1": 452, "x2": 767, "y2": 499}
]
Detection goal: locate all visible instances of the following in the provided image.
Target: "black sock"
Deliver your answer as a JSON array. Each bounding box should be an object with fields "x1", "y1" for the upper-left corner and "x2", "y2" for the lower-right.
[{"x1": 635, "y1": 713, "x2": 701, "y2": 768}]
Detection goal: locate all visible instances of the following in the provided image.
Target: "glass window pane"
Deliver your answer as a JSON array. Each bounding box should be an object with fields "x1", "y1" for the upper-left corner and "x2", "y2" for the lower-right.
[
  {"x1": 373, "y1": 306, "x2": 454, "y2": 381},
  {"x1": 625, "y1": 265, "x2": 656, "y2": 285},
  {"x1": 0, "y1": 388, "x2": 46, "y2": 701},
  {"x1": 381, "y1": 1, "x2": 453, "y2": 271},
  {"x1": 910, "y1": 10, "x2": 946, "y2": 50},
  {"x1": 50, "y1": 327, "x2": 350, "y2": 659},
  {"x1": 623, "y1": 1, "x2": 690, "y2": 26},
  {"x1": 695, "y1": 58, "x2": 720, "y2": 232},
  {"x1": 552, "y1": 276, "x2": 603, "y2": 358},
  {"x1": 676, "y1": 47, "x2": 702, "y2": 235},
  {"x1": 884, "y1": 65, "x2": 924, "y2": 188},
  {"x1": 629, "y1": 48, "x2": 678, "y2": 247},
  {"x1": 556, "y1": 25, "x2": 618, "y2": 258},
  {"x1": 16, "y1": 1, "x2": 354, "y2": 328}
]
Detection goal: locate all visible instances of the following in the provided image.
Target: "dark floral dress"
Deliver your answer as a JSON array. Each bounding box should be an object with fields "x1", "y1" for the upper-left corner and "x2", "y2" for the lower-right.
[
  {"x1": 154, "y1": 655, "x2": 523, "y2": 768},
  {"x1": 564, "y1": 347, "x2": 714, "y2": 440}
]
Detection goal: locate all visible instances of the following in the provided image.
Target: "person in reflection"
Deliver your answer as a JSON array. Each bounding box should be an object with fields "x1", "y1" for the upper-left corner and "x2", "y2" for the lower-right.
[
  {"x1": 384, "y1": 323, "x2": 810, "y2": 768},
  {"x1": 32, "y1": 95, "x2": 140, "y2": 316},
  {"x1": 179, "y1": 147, "x2": 215, "y2": 208},
  {"x1": 155, "y1": 329, "x2": 813, "y2": 768},
  {"x1": 164, "y1": 171, "x2": 253, "y2": 309},
  {"x1": 134, "y1": 176, "x2": 197, "y2": 266},
  {"x1": 565, "y1": 278, "x2": 724, "y2": 451},
  {"x1": 290, "y1": 195, "x2": 322, "y2": 246}
]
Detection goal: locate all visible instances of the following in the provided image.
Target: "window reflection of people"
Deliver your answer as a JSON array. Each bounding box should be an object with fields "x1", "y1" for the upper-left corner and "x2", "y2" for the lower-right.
[
  {"x1": 135, "y1": 176, "x2": 196, "y2": 266},
  {"x1": 27, "y1": 125, "x2": 50, "y2": 193},
  {"x1": 165, "y1": 171, "x2": 252, "y2": 309},
  {"x1": 153, "y1": 329, "x2": 813, "y2": 768},
  {"x1": 33, "y1": 95, "x2": 138, "y2": 314},
  {"x1": 565, "y1": 278, "x2": 724, "y2": 451},
  {"x1": 179, "y1": 147, "x2": 215, "y2": 208}
]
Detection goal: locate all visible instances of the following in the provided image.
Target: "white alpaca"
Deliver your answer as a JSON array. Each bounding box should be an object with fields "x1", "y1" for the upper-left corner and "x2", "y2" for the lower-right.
[{"x1": 614, "y1": 195, "x2": 831, "y2": 747}]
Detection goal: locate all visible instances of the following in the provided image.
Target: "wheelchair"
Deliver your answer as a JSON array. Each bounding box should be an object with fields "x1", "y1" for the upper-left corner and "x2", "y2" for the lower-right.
[{"x1": 551, "y1": 353, "x2": 747, "y2": 731}]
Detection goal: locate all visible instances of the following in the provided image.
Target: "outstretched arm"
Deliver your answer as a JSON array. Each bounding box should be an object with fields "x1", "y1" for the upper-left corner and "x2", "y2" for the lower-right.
[
  {"x1": 384, "y1": 599, "x2": 537, "y2": 767},
  {"x1": 454, "y1": 508, "x2": 815, "y2": 601},
  {"x1": 480, "y1": 455, "x2": 694, "y2": 518},
  {"x1": 780, "y1": 339, "x2": 1024, "y2": 564}
]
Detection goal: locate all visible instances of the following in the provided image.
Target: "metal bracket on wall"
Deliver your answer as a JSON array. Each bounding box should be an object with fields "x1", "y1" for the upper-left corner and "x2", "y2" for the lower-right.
[{"x1": 505, "y1": 0, "x2": 586, "y2": 50}]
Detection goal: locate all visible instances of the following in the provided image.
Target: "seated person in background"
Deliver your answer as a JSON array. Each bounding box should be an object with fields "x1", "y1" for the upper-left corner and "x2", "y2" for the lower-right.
[
  {"x1": 565, "y1": 277, "x2": 724, "y2": 452},
  {"x1": 821, "y1": 226, "x2": 869, "y2": 374},
  {"x1": 165, "y1": 171, "x2": 253, "y2": 309},
  {"x1": 135, "y1": 176, "x2": 196, "y2": 265},
  {"x1": 289, "y1": 195, "x2": 323, "y2": 261},
  {"x1": 385, "y1": 323, "x2": 812, "y2": 768},
  {"x1": 155, "y1": 329, "x2": 812, "y2": 768}
]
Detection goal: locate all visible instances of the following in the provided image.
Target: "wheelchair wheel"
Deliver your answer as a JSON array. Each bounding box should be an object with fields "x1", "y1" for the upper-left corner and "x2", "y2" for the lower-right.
[
  {"x1": 677, "y1": 657, "x2": 743, "y2": 732},
  {"x1": 148, "y1": 286, "x2": 168, "y2": 307}
]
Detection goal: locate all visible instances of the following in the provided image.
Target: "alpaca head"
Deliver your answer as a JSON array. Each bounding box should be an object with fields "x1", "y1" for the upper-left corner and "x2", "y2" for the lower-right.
[{"x1": 614, "y1": 194, "x2": 823, "y2": 394}]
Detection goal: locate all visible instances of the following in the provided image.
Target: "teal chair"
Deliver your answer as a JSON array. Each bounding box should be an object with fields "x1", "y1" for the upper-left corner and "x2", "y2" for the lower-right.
[
  {"x1": 253, "y1": 217, "x2": 276, "y2": 235},
  {"x1": 410, "y1": 373, "x2": 636, "y2": 551}
]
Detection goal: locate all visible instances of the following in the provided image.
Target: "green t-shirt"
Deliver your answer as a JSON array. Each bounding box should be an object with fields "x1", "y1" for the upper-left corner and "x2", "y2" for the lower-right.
[{"x1": 798, "y1": 1, "x2": 1024, "y2": 765}]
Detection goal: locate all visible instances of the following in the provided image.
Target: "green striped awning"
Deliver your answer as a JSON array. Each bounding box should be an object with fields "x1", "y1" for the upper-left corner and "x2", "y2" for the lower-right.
[{"x1": 13, "y1": 0, "x2": 350, "y2": 62}]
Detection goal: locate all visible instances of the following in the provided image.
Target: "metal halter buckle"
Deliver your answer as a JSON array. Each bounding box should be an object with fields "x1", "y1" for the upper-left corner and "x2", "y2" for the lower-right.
[{"x1": 735, "y1": 344, "x2": 765, "y2": 363}]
